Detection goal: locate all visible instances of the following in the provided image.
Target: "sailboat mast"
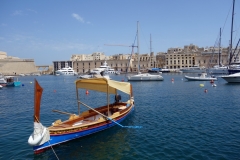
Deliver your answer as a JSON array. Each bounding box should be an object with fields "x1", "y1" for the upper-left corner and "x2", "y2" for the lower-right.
[
  {"x1": 219, "y1": 28, "x2": 221, "y2": 66},
  {"x1": 229, "y1": 0, "x2": 235, "y2": 65},
  {"x1": 137, "y1": 21, "x2": 140, "y2": 73},
  {"x1": 150, "y1": 34, "x2": 152, "y2": 54}
]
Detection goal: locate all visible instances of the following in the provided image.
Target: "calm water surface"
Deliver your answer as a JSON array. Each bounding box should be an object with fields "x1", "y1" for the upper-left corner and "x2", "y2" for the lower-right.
[{"x1": 0, "y1": 73, "x2": 240, "y2": 160}]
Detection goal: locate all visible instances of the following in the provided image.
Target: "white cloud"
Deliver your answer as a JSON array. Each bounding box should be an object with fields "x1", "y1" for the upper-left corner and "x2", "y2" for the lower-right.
[
  {"x1": 12, "y1": 10, "x2": 23, "y2": 16},
  {"x1": 72, "y1": 13, "x2": 84, "y2": 23},
  {"x1": 27, "y1": 9, "x2": 37, "y2": 14}
]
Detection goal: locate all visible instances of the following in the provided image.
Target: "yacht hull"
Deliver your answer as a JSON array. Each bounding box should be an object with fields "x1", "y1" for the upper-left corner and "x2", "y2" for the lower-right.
[
  {"x1": 128, "y1": 74, "x2": 163, "y2": 81},
  {"x1": 185, "y1": 75, "x2": 217, "y2": 81},
  {"x1": 220, "y1": 73, "x2": 240, "y2": 83}
]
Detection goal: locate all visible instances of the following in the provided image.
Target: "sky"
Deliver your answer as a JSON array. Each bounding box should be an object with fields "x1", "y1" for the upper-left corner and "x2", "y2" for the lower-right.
[{"x1": 0, "y1": 0, "x2": 240, "y2": 65}]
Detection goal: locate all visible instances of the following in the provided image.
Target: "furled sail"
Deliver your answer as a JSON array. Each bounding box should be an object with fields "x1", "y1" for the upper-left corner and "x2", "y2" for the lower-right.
[{"x1": 34, "y1": 79, "x2": 43, "y2": 122}]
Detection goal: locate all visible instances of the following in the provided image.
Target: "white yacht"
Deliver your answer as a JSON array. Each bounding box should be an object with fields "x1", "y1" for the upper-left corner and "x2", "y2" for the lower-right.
[
  {"x1": 0, "y1": 73, "x2": 7, "y2": 87},
  {"x1": 220, "y1": 72, "x2": 240, "y2": 83},
  {"x1": 128, "y1": 72, "x2": 163, "y2": 81},
  {"x1": 55, "y1": 67, "x2": 77, "y2": 76},
  {"x1": 78, "y1": 71, "x2": 110, "y2": 79},
  {"x1": 91, "y1": 61, "x2": 116, "y2": 74},
  {"x1": 180, "y1": 65, "x2": 206, "y2": 73},
  {"x1": 207, "y1": 65, "x2": 228, "y2": 74}
]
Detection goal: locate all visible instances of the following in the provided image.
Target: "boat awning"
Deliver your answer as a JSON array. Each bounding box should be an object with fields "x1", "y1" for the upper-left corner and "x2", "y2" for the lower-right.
[{"x1": 75, "y1": 78, "x2": 132, "y2": 95}]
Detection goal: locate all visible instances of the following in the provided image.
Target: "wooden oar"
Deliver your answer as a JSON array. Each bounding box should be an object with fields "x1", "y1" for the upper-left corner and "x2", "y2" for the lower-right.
[
  {"x1": 78, "y1": 101, "x2": 142, "y2": 129},
  {"x1": 52, "y1": 110, "x2": 73, "y2": 115}
]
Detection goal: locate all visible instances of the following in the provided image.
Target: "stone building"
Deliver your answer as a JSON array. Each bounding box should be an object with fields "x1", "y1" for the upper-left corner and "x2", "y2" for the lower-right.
[
  {"x1": 71, "y1": 52, "x2": 106, "y2": 61},
  {"x1": 55, "y1": 44, "x2": 239, "y2": 74},
  {"x1": 156, "y1": 52, "x2": 167, "y2": 68},
  {"x1": 195, "y1": 46, "x2": 229, "y2": 68},
  {"x1": 72, "y1": 53, "x2": 132, "y2": 73},
  {"x1": 164, "y1": 44, "x2": 230, "y2": 69},
  {"x1": 130, "y1": 52, "x2": 157, "y2": 72},
  {"x1": 0, "y1": 51, "x2": 39, "y2": 75}
]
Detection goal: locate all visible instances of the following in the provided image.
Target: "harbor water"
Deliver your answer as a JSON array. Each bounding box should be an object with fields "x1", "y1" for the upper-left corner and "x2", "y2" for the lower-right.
[{"x1": 0, "y1": 73, "x2": 240, "y2": 160}]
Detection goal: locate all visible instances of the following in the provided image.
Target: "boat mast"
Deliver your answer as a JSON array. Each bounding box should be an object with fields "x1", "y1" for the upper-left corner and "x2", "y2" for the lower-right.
[
  {"x1": 229, "y1": 0, "x2": 235, "y2": 65},
  {"x1": 219, "y1": 28, "x2": 221, "y2": 66},
  {"x1": 137, "y1": 21, "x2": 140, "y2": 73},
  {"x1": 150, "y1": 34, "x2": 152, "y2": 54}
]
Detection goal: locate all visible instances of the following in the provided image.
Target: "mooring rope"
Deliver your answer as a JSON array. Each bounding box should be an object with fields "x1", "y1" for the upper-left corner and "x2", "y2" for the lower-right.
[{"x1": 48, "y1": 141, "x2": 59, "y2": 160}]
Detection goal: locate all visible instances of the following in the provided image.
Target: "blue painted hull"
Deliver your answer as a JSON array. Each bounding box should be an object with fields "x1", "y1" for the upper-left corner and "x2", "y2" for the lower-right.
[
  {"x1": 6, "y1": 81, "x2": 21, "y2": 87},
  {"x1": 33, "y1": 106, "x2": 134, "y2": 153}
]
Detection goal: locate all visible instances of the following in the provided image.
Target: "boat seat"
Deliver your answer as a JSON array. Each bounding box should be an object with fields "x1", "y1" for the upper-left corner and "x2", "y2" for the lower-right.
[{"x1": 119, "y1": 106, "x2": 127, "y2": 110}]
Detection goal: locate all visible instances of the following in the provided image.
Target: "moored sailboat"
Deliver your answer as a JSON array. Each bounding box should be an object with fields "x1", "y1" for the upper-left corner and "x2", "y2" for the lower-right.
[
  {"x1": 28, "y1": 78, "x2": 138, "y2": 154},
  {"x1": 127, "y1": 22, "x2": 163, "y2": 81}
]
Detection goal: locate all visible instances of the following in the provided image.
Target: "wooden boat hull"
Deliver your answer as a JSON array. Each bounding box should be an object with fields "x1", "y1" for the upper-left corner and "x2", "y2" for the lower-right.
[{"x1": 33, "y1": 104, "x2": 134, "y2": 153}]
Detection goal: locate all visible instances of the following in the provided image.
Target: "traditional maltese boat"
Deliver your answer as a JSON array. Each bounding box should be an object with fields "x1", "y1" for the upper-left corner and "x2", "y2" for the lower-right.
[{"x1": 28, "y1": 78, "x2": 137, "y2": 154}]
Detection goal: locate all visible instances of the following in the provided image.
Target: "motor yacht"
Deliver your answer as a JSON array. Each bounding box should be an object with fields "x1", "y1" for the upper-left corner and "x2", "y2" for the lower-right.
[
  {"x1": 220, "y1": 72, "x2": 240, "y2": 83},
  {"x1": 91, "y1": 61, "x2": 116, "y2": 74},
  {"x1": 55, "y1": 67, "x2": 77, "y2": 76}
]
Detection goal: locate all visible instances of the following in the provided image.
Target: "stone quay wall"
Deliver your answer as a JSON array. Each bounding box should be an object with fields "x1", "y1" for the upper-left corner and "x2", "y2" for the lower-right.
[{"x1": 0, "y1": 59, "x2": 39, "y2": 75}]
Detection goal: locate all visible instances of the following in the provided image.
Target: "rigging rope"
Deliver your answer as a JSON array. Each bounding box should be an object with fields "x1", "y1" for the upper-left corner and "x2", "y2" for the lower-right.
[{"x1": 125, "y1": 31, "x2": 138, "y2": 78}]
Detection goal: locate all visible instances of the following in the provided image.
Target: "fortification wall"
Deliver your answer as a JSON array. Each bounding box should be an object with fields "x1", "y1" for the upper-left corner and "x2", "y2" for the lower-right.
[{"x1": 0, "y1": 59, "x2": 38, "y2": 75}]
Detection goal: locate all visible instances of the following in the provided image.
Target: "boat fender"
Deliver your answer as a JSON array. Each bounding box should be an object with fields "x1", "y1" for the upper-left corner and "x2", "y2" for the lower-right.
[
  {"x1": 28, "y1": 123, "x2": 47, "y2": 146},
  {"x1": 131, "y1": 97, "x2": 134, "y2": 104}
]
